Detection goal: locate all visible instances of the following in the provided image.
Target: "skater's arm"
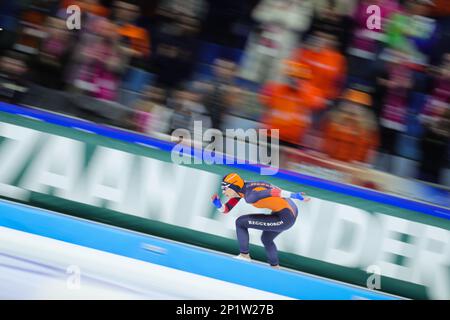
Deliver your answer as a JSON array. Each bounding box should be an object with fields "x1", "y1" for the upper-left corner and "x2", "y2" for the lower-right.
[
  {"x1": 270, "y1": 188, "x2": 309, "y2": 201},
  {"x1": 211, "y1": 194, "x2": 241, "y2": 213},
  {"x1": 222, "y1": 197, "x2": 241, "y2": 213},
  {"x1": 269, "y1": 187, "x2": 291, "y2": 198}
]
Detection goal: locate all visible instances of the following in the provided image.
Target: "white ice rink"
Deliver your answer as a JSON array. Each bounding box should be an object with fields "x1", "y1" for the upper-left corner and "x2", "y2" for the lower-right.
[{"x1": 0, "y1": 227, "x2": 292, "y2": 300}]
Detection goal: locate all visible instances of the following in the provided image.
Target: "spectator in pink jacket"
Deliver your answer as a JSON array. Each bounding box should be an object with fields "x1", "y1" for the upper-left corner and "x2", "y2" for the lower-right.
[
  {"x1": 347, "y1": 0, "x2": 399, "y2": 87},
  {"x1": 349, "y1": 0, "x2": 399, "y2": 58},
  {"x1": 68, "y1": 18, "x2": 126, "y2": 102}
]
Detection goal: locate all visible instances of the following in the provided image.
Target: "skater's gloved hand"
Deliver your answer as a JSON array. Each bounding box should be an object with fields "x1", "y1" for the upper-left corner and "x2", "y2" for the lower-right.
[
  {"x1": 291, "y1": 192, "x2": 310, "y2": 202},
  {"x1": 211, "y1": 193, "x2": 223, "y2": 209},
  {"x1": 291, "y1": 192, "x2": 304, "y2": 201}
]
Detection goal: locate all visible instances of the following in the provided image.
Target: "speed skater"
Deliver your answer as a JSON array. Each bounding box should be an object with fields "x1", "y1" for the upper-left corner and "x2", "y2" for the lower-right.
[{"x1": 211, "y1": 172, "x2": 310, "y2": 268}]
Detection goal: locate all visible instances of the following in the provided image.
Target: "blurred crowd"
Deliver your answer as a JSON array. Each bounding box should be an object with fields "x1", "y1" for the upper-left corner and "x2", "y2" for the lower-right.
[{"x1": 0, "y1": 0, "x2": 449, "y2": 186}]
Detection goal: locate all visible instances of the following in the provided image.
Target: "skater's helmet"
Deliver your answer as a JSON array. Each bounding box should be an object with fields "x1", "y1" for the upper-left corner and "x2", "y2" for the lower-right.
[{"x1": 222, "y1": 173, "x2": 245, "y2": 193}]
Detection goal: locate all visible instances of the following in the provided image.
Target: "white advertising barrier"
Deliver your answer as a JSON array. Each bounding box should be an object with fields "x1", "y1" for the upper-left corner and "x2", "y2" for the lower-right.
[{"x1": 0, "y1": 121, "x2": 449, "y2": 299}]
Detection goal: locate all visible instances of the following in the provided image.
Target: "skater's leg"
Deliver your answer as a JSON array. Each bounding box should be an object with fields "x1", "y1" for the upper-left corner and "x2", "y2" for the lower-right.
[
  {"x1": 235, "y1": 214, "x2": 266, "y2": 254},
  {"x1": 261, "y1": 231, "x2": 282, "y2": 266},
  {"x1": 235, "y1": 212, "x2": 295, "y2": 255}
]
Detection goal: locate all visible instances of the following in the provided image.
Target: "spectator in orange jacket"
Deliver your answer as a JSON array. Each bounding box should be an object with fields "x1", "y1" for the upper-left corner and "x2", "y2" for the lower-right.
[
  {"x1": 292, "y1": 31, "x2": 346, "y2": 102},
  {"x1": 260, "y1": 60, "x2": 326, "y2": 147},
  {"x1": 112, "y1": 0, "x2": 151, "y2": 67},
  {"x1": 321, "y1": 89, "x2": 379, "y2": 164}
]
